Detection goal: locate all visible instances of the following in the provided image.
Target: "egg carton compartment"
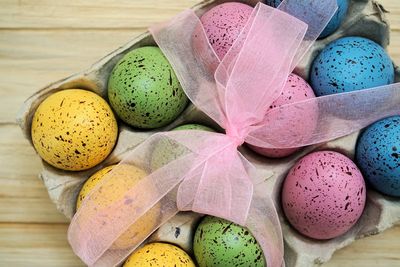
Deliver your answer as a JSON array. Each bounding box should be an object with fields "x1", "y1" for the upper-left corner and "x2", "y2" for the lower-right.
[{"x1": 16, "y1": 0, "x2": 399, "y2": 266}]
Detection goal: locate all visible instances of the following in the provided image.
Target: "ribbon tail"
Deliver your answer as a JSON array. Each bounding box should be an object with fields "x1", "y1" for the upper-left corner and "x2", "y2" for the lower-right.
[
  {"x1": 89, "y1": 192, "x2": 180, "y2": 267},
  {"x1": 67, "y1": 133, "x2": 200, "y2": 266},
  {"x1": 246, "y1": 83, "x2": 400, "y2": 149},
  {"x1": 237, "y1": 152, "x2": 284, "y2": 267},
  {"x1": 175, "y1": 138, "x2": 285, "y2": 266},
  {"x1": 177, "y1": 140, "x2": 253, "y2": 225},
  {"x1": 246, "y1": 192, "x2": 285, "y2": 267},
  {"x1": 277, "y1": 0, "x2": 338, "y2": 70},
  {"x1": 150, "y1": 9, "x2": 225, "y2": 127}
]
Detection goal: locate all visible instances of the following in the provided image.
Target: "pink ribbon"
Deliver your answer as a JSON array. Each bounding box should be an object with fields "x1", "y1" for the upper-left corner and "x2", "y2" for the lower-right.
[{"x1": 68, "y1": 1, "x2": 400, "y2": 267}]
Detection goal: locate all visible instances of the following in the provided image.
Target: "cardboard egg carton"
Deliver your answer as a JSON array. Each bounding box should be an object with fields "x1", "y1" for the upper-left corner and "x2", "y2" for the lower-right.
[{"x1": 17, "y1": 0, "x2": 400, "y2": 266}]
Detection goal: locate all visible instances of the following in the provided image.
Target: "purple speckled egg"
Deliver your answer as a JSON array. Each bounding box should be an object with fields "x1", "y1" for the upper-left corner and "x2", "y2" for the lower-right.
[
  {"x1": 248, "y1": 73, "x2": 317, "y2": 158},
  {"x1": 282, "y1": 151, "x2": 366, "y2": 240},
  {"x1": 200, "y1": 2, "x2": 253, "y2": 60}
]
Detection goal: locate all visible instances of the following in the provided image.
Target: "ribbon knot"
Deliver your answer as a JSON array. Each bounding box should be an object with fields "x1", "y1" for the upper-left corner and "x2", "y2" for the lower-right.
[{"x1": 225, "y1": 125, "x2": 247, "y2": 147}]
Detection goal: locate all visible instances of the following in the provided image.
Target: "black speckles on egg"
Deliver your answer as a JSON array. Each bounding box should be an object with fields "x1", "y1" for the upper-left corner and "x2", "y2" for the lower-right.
[
  {"x1": 310, "y1": 37, "x2": 394, "y2": 96},
  {"x1": 76, "y1": 164, "x2": 161, "y2": 250},
  {"x1": 248, "y1": 73, "x2": 317, "y2": 158},
  {"x1": 150, "y1": 124, "x2": 215, "y2": 171},
  {"x1": 199, "y1": 2, "x2": 253, "y2": 60},
  {"x1": 123, "y1": 242, "x2": 195, "y2": 267},
  {"x1": 31, "y1": 89, "x2": 118, "y2": 171},
  {"x1": 265, "y1": 0, "x2": 282, "y2": 7},
  {"x1": 108, "y1": 46, "x2": 188, "y2": 129},
  {"x1": 282, "y1": 151, "x2": 366, "y2": 240},
  {"x1": 266, "y1": 0, "x2": 349, "y2": 38},
  {"x1": 356, "y1": 116, "x2": 400, "y2": 197},
  {"x1": 193, "y1": 216, "x2": 266, "y2": 267},
  {"x1": 76, "y1": 165, "x2": 115, "y2": 210}
]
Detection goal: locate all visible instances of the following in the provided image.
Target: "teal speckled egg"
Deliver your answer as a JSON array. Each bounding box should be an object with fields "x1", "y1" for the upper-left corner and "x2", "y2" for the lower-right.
[
  {"x1": 150, "y1": 124, "x2": 215, "y2": 171},
  {"x1": 108, "y1": 46, "x2": 188, "y2": 129},
  {"x1": 356, "y1": 116, "x2": 400, "y2": 197},
  {"x1": 194, "y1": 216, "x2": 266, "y2": 267}
]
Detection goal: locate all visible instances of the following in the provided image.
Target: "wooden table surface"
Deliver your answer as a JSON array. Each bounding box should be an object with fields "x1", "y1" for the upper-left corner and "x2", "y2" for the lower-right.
[{"x1": 0, "y1": 0, "x2": 399, "y2": 266}]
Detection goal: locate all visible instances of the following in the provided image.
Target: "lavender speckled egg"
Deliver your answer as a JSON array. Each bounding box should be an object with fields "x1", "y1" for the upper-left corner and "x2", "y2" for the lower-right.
[
  {"x1": 265, "y1": 0, "x2": 349, "y2": 38},
  {"x1": 200, "y1": 2, "x2": 253, "y2": 60},
  {"x1": 356, "y1": 116, "x2": 400, "y2": 197},
  {"x1": 310, "y1": 37, "x2": 394, "y2": 96},
  {"x1": 248, "y1": 73, "x2": 317, "y2": 158},
  {"x1": 282, "y1": 151, "x2": 366, "y2": 240},
  {"x1": 193, "y1": 216, "x2": 265, "y2": 267},
  {"x1": 108, "y1": 46, "x2": 188, "y2": 129}
]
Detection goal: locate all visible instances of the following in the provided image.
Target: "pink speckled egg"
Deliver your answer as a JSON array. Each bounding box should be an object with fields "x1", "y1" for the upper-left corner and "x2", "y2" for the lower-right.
[
  {"x1": 249, "y1": 73, "x2": 317, "y2": 158},
  {"x1": 200, "y1": 2, "x2": 253, "y2": 60},
  {"x1": 282, "y1": 151, "x2": 366, "y2": 240}
]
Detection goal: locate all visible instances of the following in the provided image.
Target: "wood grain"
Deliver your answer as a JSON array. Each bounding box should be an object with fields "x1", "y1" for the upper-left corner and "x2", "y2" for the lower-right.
[
  {"x1": 0, "y1": 0, "x2": 399, "y2": 266},
  {"x1": 0, "y1": 125, "x2": 67, "y2": 223},
  {"x1": 0, "y1": 0, "x2": 198, "y2": 29},
  {"x1": 0, "y1": 223, "x2": 83, "y2": 267}
]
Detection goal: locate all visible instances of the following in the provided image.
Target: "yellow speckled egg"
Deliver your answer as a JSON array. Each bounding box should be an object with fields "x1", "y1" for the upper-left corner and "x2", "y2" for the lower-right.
[
  {"x1": 124, "y1": 243, "x2": 195, "y2": 267},
  {"x1": 76, "y1": 164, "x2": 160, "y2": 249},
  {"x1": 31, "y1": 89, "x2": 118, "y2": 171}
]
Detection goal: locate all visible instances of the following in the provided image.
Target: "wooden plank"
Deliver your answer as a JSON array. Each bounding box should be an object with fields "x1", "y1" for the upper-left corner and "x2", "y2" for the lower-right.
[
  {"x1": 0, "y1": 0, "x2": 398, "y2": 30},
  {"x1": 0, "y1": 223, "x2": 84, "y2": 267},
  {"x1": 0, "y1": 124, "x2": 67, "y2": 223},
  {"x1": 388, "y1": 29, "x2": 400, "y2": 61},
  {"x1": 0, "y1": 29, "x2": 143, "y2": 123},
  {"x1": 381, "y1": 1, "x2": 400, "y2": 30},
  {"x1": 325, "y1": 225, "x2": 400, "y2": 266},
  {"x1": 0, "y1": 0, "x2": 198, "y2": 29}
]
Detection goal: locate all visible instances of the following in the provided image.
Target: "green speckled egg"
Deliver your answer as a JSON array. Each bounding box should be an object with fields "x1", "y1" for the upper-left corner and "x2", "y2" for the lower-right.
[
  {"x1": 150, "y1": 124, "x2": 215, "y2": 171},
  {"x1": 194, "y1": 216, "x2": 266, "y2": 267},
  {"x1": 108, "y1": 46, "x2": 188, "y2": 129}
]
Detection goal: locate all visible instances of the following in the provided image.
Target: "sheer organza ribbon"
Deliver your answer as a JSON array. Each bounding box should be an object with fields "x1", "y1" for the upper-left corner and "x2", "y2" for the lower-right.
[{"x1": 68, "y1": 1, "x2": 400, "y2": 267}]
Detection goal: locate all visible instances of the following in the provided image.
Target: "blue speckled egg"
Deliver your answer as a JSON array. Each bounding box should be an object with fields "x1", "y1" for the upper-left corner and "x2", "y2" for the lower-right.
[
  {"x1": 310, "y1": 37, "x2": 394, "y2": 96},
  {"x1": 265, "y1": 0, "x2": 349, "y2": 38},
  {"x1": 356, "y1": 116, "x2": 400, "y2": 197}
]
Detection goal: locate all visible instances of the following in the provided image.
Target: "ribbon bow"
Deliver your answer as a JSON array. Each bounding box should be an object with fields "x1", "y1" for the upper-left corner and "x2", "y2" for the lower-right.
[{"x1": 68, "y1": 1, "x2": 400, "y2": 267}]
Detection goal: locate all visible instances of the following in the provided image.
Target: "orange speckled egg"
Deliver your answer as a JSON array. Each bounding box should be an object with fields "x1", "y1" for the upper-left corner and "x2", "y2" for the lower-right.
[
  {"x1": 31, "y1": 89, "x2": 118, "y2": 171},
  {"x1": 76, "y1": 164, "x2": 160, "y2": 249},
  {"x1": 124, "y1": 243, "x2": 195, "y2": 267}
]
